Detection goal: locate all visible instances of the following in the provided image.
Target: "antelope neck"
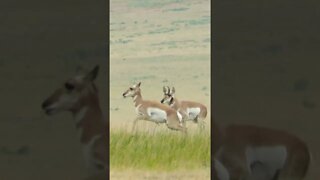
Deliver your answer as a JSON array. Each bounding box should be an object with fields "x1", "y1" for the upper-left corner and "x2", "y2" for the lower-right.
[
  {"x1": 73, "y1": 98, "x2": 106, "y2": 144},
  {"x1": 133, "y1": 91, "x2": 143, "y2": 107},
  {"x1": 170, "y1": 97, "x2": 180, "y2": 110}
]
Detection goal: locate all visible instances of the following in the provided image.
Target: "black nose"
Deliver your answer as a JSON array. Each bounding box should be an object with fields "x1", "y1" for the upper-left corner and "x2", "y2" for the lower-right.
[
  {"x1": 122, "y1": 93, "x2": 125, "y2": 97},
  {"x1": 42, "y1": 101, "x2": 49, "y2": 109},
  {"x1": 160, "y1": 100, "x2": 164, "y2": 103}
]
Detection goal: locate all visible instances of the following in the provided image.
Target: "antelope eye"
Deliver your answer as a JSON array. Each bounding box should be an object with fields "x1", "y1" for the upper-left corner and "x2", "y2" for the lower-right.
[
  {"x1": 65, "y1": 83, "x2": 75, "y2": 91},
  {"x1": 130, "y1": 88, "x2": 133, "y2": 90}
]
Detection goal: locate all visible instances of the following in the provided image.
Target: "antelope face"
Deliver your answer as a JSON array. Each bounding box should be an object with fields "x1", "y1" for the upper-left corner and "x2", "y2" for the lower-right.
[
  {"x1": 122, "y1": 82, "x2": 141, "y2": 98},
  {"x1": 160, "y1": 86, "x2": 175, "y2": 105},
  {"x1": 42, "y1": 65, "x2": 99, "y2": 115}
]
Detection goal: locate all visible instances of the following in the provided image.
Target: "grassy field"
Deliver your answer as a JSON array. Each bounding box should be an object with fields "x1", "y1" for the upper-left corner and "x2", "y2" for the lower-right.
[{"x1": 110, "y1": 130, "x2": 210, "y2": 170}]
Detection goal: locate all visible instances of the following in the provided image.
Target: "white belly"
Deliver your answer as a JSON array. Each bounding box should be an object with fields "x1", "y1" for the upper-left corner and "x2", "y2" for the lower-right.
[
  {"x1": 214, "y1": 159, "x2": 230, "y2": 180},
  {"x1": 147, "y1": 107, "x2": 167, "y2": 123},
  {"x1": 186, "y1": 107, "x2": 200, "y2": 120},
  {"x1": 246, "y1": 146, "x2": 287, "y2": 179}
]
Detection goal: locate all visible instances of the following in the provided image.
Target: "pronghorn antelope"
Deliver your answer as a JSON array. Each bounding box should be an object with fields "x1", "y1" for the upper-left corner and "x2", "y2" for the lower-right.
[
  {"x1": 161, "y1": 86, "x2": 207, "y2": 129},
  {"x1": 41, "y1": 65, "x2": 108, "y2": 178},
  {"x1": 212, "y1": 119, "x2": 310, "y2": 180},
  {"x1": 122, "y1": 82, "x2": 187, "y2": 134}
]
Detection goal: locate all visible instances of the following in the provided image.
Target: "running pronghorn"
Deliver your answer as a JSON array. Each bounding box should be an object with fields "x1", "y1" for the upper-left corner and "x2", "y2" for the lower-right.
[
  {"x1": 122, "y1": 82, "x2": 187, "y2": 134},
  {"x1": 160, "y1": 86, "x2": 207, "y2": 129},
  {"x1": 212, "y1": 118, "x2": 311, "y2": 180},
  {"x1": 41, "y1": 65, "x2": 107, "y2": 178}
]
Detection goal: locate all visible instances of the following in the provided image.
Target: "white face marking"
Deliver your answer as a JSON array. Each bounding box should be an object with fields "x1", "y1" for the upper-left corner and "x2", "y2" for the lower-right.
[
  {"x1": 123, "y1": 83, "x2": 141, "y2": 98},
  {"x1": 47, "y1": 93, "x2": 80, "y2": 114},
  {"x1": 44, "y1": 103, "x2": 60, "y2": 114},
  {"x1": 146, "y1": 107, "x2": 167, "y2": 123},
  {"x1": 214, "y1": 159, "x2": 230, "y2": 180},
  {"x1": 46, "y1": 103, "x2": 58, "y2": 110},
  {"x1": 82, "y1": 135, "x2": 104, "y2": 175},
  {"x1": 246, "y1": 146, "x2": 287, "y2": 179},
  {"x1": 123, "y1": 90, "x2": 135, "y2": 97},
  {"x1": 186, "y1": 107, "x2": 201, "y2": 120}
]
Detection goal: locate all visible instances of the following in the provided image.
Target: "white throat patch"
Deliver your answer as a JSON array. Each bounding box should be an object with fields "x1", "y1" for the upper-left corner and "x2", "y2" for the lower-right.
[
  {"x1": 74, "y1": 107, "x2": 88, "y2": 125},
  {"x1": 135, "y1": 104, "x2": 142, "y2": 115}
]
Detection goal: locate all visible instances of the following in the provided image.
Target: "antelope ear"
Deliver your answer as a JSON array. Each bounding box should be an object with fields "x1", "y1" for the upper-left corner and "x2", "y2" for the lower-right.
[
  {"x1": 85, "y1": 65, "x2": 99, "y2": 82},
  {"x1": 163, "y1": 86, "x2": 168, "y2": 93},
  {"x1": 171, "y1": 87, "x2": 175, "y2": 94},
  {"x1": 137, "y1": 82, "x2": 141, "y2": 87}
]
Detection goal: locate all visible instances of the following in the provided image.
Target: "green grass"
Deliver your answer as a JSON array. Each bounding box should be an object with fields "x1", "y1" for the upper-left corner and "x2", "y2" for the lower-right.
[{"x1": 110, "y1": 130, "x2": 210, "y2": 171}]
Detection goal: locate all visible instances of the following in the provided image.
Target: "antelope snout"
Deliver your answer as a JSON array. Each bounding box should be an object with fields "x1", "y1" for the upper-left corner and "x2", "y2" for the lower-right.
[
  {"x1": 42, "y1": 99, "x2": 57, "y2": 115},
  {"x1": 122, "y1": 93, "x2": 126, "y2": 98},
  {"x1": 42, "y1": 100, "x2": 50, "y2": 109},
  {"x1": 160, "y1": 99, "x2": 164, "y2": 103}
]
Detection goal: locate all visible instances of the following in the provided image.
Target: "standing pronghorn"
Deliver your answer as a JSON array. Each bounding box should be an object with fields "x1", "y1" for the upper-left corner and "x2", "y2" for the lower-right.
[
  {"x1": 41, "y1": 65, "x2": 108, "y2": 178},
  {"x1": 160, "y1": 86, "x2": 207, "y2": 129},
  {"x1": 212, "y1": 118, "x2": 311, "y2": 180},
  {"x1": 122, "y1": 82, "x2": 187, "y2": 134}
]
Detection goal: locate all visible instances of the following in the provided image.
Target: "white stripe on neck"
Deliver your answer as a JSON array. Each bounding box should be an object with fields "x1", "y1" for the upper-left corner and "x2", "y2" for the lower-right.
[
  {"x1": 133, "y1": 95, "x2": 137, "y2": 101},
  {"x1": 75, "y1": 106, "x2": 88, "y2": 125},
  {"x1": 170, "y1": 101, "x2": 175, "y2": 107},
  {"x1": 133, "y1": 95, "x2": 138, "y2": 106},
  {"x1": 135, "y1": 104, "x2": 142, "y2": 115}
]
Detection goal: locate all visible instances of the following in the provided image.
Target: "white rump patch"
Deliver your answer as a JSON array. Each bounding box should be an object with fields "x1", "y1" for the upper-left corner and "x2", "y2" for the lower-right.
[
  {"x1": 186, "y1": 107, "x2": 200, "y2": 119},
  {"x1": 246, "y1": 146, "x2": 287, "y2": 179},
  {"x1": 214, "y1": 159, "x2": 230, "y2": 180},
  {"x1": 147, "y1": 107, "x2": 167, "y2": 123}
]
